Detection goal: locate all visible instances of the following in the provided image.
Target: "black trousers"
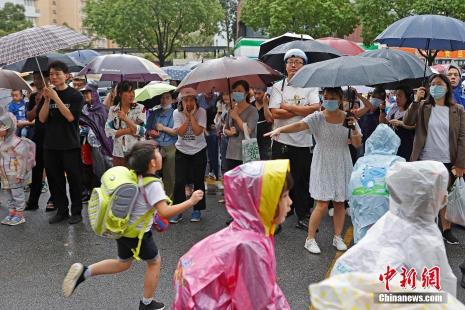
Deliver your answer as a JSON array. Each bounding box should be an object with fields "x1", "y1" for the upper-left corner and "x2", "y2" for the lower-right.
[
  {"x1": 173, "y1": 148, "x2": 207, "y2": 211},
  {"x1": 28, "y1": 142, "x2": 54, "y2": 207},
  {"x1": 272, "y1": 141, "x2": 313, "y2": 221},
  {"x1": 44, "y1": 148, "x2": 82, "y2": 216},
  {"x1": 226, "y1": 159, "x2": 242, "y2": 172}
]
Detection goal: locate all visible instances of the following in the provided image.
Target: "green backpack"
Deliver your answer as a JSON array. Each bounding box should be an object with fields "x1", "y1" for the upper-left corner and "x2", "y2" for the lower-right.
[{"x1": 88, "y1": 166, "x2": 167, "y2": 260}]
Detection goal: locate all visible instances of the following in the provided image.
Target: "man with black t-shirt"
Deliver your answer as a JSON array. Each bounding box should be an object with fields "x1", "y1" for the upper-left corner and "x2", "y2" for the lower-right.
[
  {"x1": 25, "y1": 71, "x2": 55, "y2": 212},
  {"x1": 39, "y1": 61, "x2": 84, "y2": 225}
]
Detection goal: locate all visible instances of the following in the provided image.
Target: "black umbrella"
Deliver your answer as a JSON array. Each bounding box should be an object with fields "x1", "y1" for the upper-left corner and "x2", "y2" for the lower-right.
[
  {"x1": 4, "y1": 52, "x2": 84, "y2": 72},
  {"x1": 288, "y1": 56, "x2": 399, "y2": 88},
  {"x1": 360, "y1": 48, "x2": 434, "y2": 89},
  {"x1": 258, "y1": 32, "x2": 313, "y2": 59},
  {"x1": 260, "y1": 40, "x2": 342, "y2": 73}
]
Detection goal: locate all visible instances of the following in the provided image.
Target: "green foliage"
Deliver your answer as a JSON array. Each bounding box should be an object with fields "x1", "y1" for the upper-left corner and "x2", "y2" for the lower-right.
[
  {"x1": 84, "y1": 0, "x2": 224, "y2": 65},
  {"x1": 0, "y1": 3, "x2": 33, "y2": 37},
  {"x1": 240, "y1": 0, "x2": 357, "y2": 38}
]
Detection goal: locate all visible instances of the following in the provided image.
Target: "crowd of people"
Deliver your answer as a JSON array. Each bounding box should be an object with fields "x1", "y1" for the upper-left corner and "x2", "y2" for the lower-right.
[{"x1": 1, "y1": 47, "x2": 465, "y2": 309}]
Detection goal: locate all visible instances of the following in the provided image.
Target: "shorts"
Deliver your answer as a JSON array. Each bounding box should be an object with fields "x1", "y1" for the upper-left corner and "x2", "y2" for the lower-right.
[{"x1": 116, "y1": 231, "x2": 159, "y2": 262}]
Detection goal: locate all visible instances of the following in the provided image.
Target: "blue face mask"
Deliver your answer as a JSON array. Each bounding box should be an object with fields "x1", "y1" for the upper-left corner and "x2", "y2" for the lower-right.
[
  {"x1": 369, "y1": 97, "x2": 383, "y2": 108},
  {"x1": 322, "y1": 99, "x2": 339, "y2": 111},
  {"x1": 232, "y1": 92, "x2": 245, "y2": 103},
  {"x1": 429, "y1": 85, "x2": 447, "y2": 99}
]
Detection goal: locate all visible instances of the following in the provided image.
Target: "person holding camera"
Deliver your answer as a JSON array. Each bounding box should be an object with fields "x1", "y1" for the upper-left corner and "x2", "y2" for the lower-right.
[
  {"x1": 105, "y1": 81, "x2": 146, "y2": 167},
  {"x1": 171, "y1": 87, "x2": 208, "y2": 223},
  {"x1": 379, "y1": 86, "x2": 415, "y2": 161},
  {"x1": 266, "y1": 87, "x2": 362, "y2": 254},
  {"x1": 146, "y1": 91, "x2": 177, "y2": 199},
  {"x1": 351, "y1": 87, "x2": 385, "y2": 156},
  {"x1": 269, "y1": 48, "x2": 320, "y2": 230},
  {"x1": 404, "y1": 73, "x2": 465, "y2": 245}
]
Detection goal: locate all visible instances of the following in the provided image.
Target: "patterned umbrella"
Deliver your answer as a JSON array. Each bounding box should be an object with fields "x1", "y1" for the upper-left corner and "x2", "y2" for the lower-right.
[
  {"x1": 161, "y1": 66, "x2": 191, "y2": 81},
  {"x1": 0, "y1": 25, "x2": 90, "y2": 66},
  {"x1": 79, "y1": 54, "x2": 169, "y2": 82}
]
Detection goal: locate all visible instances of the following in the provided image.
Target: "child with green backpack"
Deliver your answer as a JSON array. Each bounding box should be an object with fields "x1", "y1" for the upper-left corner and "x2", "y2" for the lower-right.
[{"x1": 62, "y1": 140, "x2": 203, "y2": 310}]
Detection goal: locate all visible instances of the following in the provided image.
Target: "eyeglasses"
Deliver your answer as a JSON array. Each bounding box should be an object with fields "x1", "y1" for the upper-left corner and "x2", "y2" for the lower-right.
[{"x1": 286, "y1": 60, "x2": 304, "y2": 66}]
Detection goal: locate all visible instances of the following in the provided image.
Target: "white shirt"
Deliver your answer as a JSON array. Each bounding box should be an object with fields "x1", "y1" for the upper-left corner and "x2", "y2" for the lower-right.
[
  {"x1": 131, "y1": 181, "x2": 167, "y2": 232},
  {"x1": 173, "y1": 108, "x2": 207, "y2": 155},
  {"x1": 420, "y1": 105, "x2": 450, "y2": 163},
  {"x1": 269, "y1": 79, "x2": 319, "y2": 147}
]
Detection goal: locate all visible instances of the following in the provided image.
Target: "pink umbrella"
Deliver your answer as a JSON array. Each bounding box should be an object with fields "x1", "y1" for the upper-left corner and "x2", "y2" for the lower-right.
[
  {"x1": 176, "y1": 56, "x2": 282, "y2": 93},
  {"x1": 316, "y1": 37, "x2": 364, "y2": 56}
]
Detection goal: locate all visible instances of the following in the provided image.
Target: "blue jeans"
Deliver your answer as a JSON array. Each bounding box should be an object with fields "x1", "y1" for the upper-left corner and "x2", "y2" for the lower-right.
[{"x1": 206, "y1": 131, "x2": 219, "y2": 179}]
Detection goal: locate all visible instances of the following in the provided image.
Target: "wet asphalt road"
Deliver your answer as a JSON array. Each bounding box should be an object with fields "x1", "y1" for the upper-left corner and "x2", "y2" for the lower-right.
[{"x1": 0, "y1": 188, "x2": 464, "y2": 310}]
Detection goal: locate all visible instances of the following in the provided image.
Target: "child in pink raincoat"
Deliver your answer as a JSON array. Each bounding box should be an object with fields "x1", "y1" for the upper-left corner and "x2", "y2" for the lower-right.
[
  {"x1": 173, "y1": 159, "x2": 293, "y2": 310},
  {"x1": 0, "y1": 108, "x2": 35, "y2": 226}
]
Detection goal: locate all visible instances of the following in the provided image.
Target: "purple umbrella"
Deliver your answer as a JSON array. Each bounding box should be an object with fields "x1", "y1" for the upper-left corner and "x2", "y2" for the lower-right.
[{"x1": 78, "y1": 54, "x2": 169, "y2": 82}]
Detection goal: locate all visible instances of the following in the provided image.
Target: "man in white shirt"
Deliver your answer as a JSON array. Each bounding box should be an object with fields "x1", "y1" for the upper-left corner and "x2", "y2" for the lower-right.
[{"x1": 269, "y1": 48, "x2": 320, "y2": 230}]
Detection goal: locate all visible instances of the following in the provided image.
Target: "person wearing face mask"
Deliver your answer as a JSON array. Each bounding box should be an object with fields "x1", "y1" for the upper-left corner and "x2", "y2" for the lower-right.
[
  {"x1": 223, "y1": 80, "x2": 259, "y2": 171},
  {"x1": 266, "y1": 87, "x2": 362, "y2": 254},
  {"x1": 379, "y1": 86, "x2": 415, "y2": 161},
  {"x1": 268, "y1": 48, "x2": 320, "y2": 231},
  {"x1": 146, "y1": 91, "x2": 177, "y2": 199},
  {"x1": 404, "y1": 73, "x2": 465, "y2": 245},
  {"x1": 352, "y1": 87, "x2": 385, "y2": 156},
  {"x1": 447, "y1": 62, "x2": 465, "y2": 108}
]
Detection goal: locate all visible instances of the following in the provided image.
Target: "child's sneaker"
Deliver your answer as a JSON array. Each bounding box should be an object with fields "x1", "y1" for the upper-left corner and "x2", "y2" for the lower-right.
[
  {"x1": 8, "y1": 215, "x2": 25, "y2": 226},
  {"x1": 41, "y1": 181, "x2": 49, "y2": 193},
  {"x1": 191, "y1": 210, "x2": 201, "y2": 222},
  {"x1": 169, "y1": 214, "x2": 183, "y2": 224},
  {"x1": 63, "y1": 263, "x2": 86, "y2": 297},
  {"x1": 139, "y1": 300, "x2": 165, "y2": 310},
  {"x1": 1, "y1": 215, "x2": 14, "y2": 225}
]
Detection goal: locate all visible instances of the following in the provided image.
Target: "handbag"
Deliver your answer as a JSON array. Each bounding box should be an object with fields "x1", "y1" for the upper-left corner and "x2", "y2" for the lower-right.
[
  {"x1": 241, "y1": 122, "x2": 260, "y2": 163},
  {"x1": 445, "y1": 177, "x2": 465, "y2": 226}
]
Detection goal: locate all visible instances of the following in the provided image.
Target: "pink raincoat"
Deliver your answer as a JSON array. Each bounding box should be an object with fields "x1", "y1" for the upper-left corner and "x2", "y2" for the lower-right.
[{"x1": 173, "y1": 160, "x2": 291, "y2": 310}]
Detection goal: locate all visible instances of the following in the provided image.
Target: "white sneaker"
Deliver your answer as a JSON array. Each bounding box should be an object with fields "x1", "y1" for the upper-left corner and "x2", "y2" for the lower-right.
[
  {"x1": 216, "y1": 182, "x2": 224, "y2": 190},
  {"x1": 304, "y1": 238, "x2": 321, "y2": 254},
  {"x1": 332, "y1": 235, "x2": 348, "y2": 251},
  {"x1": 328, "y1": 208, "x2": 334, "y2": 217}
]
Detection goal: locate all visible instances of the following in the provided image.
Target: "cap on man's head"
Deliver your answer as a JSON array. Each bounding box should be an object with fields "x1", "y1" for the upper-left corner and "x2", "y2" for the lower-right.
[
  {"x1": 79, "y1": 85, "x2": 93, "y2": 93},
  {"x1": 178, "y1": 87, "x2": 198, "y2": 100},
  {"x1": 284, "y1": 48, "x2": 308, "y2": 64}
]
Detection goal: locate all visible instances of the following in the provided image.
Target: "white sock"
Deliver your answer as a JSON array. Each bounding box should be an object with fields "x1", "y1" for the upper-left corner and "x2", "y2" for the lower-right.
[
  {"x1": 84, "y1": 266, "x2": 92, "y2": 279},
  {"x1": 142, "y1": 297, "x2": 153, "y2": 305}
]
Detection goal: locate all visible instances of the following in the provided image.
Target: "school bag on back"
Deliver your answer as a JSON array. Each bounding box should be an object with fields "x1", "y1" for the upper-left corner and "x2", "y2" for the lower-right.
[{"x1": 88, "y1": 166, "x2": 169, "y2": 260}]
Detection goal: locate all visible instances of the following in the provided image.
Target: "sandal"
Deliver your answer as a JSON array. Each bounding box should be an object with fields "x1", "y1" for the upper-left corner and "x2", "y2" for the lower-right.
[{"x1": 45, "y1": 202, "x2": 57, "y2": 212}]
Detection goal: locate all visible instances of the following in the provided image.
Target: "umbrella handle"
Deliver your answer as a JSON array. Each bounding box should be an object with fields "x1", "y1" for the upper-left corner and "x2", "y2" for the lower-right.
[{"x1": 34, "y1": 57, "x2": 46, "y2": 86}]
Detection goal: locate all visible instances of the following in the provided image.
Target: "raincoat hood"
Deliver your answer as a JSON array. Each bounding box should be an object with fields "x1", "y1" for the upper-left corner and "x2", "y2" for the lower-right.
[
  {"x1": 364, "y1": 124, "x2": 400, "y2": 155},
  {"x1": 0, "y1": 111, "x2": 17, "y2": 143},
  {"x1": 387, "y1": 160, "x2": 448, "y2": 223},
  {"x1": 332, "y1": 161, "x2": 456, "y2": 297},
  {"x1": 224, "y1": 159, "x2": 290, "y2": 236}
]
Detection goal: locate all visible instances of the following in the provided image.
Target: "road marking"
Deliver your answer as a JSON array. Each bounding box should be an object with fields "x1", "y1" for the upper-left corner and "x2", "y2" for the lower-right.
[{"x1": 309, "y1": 225, "x2": 354, "y2": 310}]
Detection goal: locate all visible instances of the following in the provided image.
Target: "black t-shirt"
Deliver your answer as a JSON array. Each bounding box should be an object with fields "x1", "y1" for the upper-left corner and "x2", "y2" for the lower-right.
[
  {"x1": 27, "y1": 92, "x2": 45, "y2": 142},
  {"x1": 252, "y1": 101, "x2": 272, "y2": 133},
  {"x1": 42, "y1": 86, "x2": 84, "y2": 150}
]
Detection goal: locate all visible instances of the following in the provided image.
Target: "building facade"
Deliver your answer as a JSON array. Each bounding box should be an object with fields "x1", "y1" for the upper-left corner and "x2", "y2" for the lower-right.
[{"x1": 0, "y1": 0, "x2": 40, "y2": 25}]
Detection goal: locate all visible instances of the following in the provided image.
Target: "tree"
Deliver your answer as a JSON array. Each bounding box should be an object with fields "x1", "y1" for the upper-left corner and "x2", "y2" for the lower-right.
[
  {"x1": 0, "y1": 3, "x2": 33, "y2": 37},
  {"x1": 219, "y1": 0, "x2": 239, "y2": 49},
  {"x1": 84, "y1": 0, "x2": 224, "y2": 66},
  {"x1": 356, "y1": 0, "x2": 465, "y2": 45},
  {"x1": 240, "y1": 0, "x2": 358, "y2": 38}
]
